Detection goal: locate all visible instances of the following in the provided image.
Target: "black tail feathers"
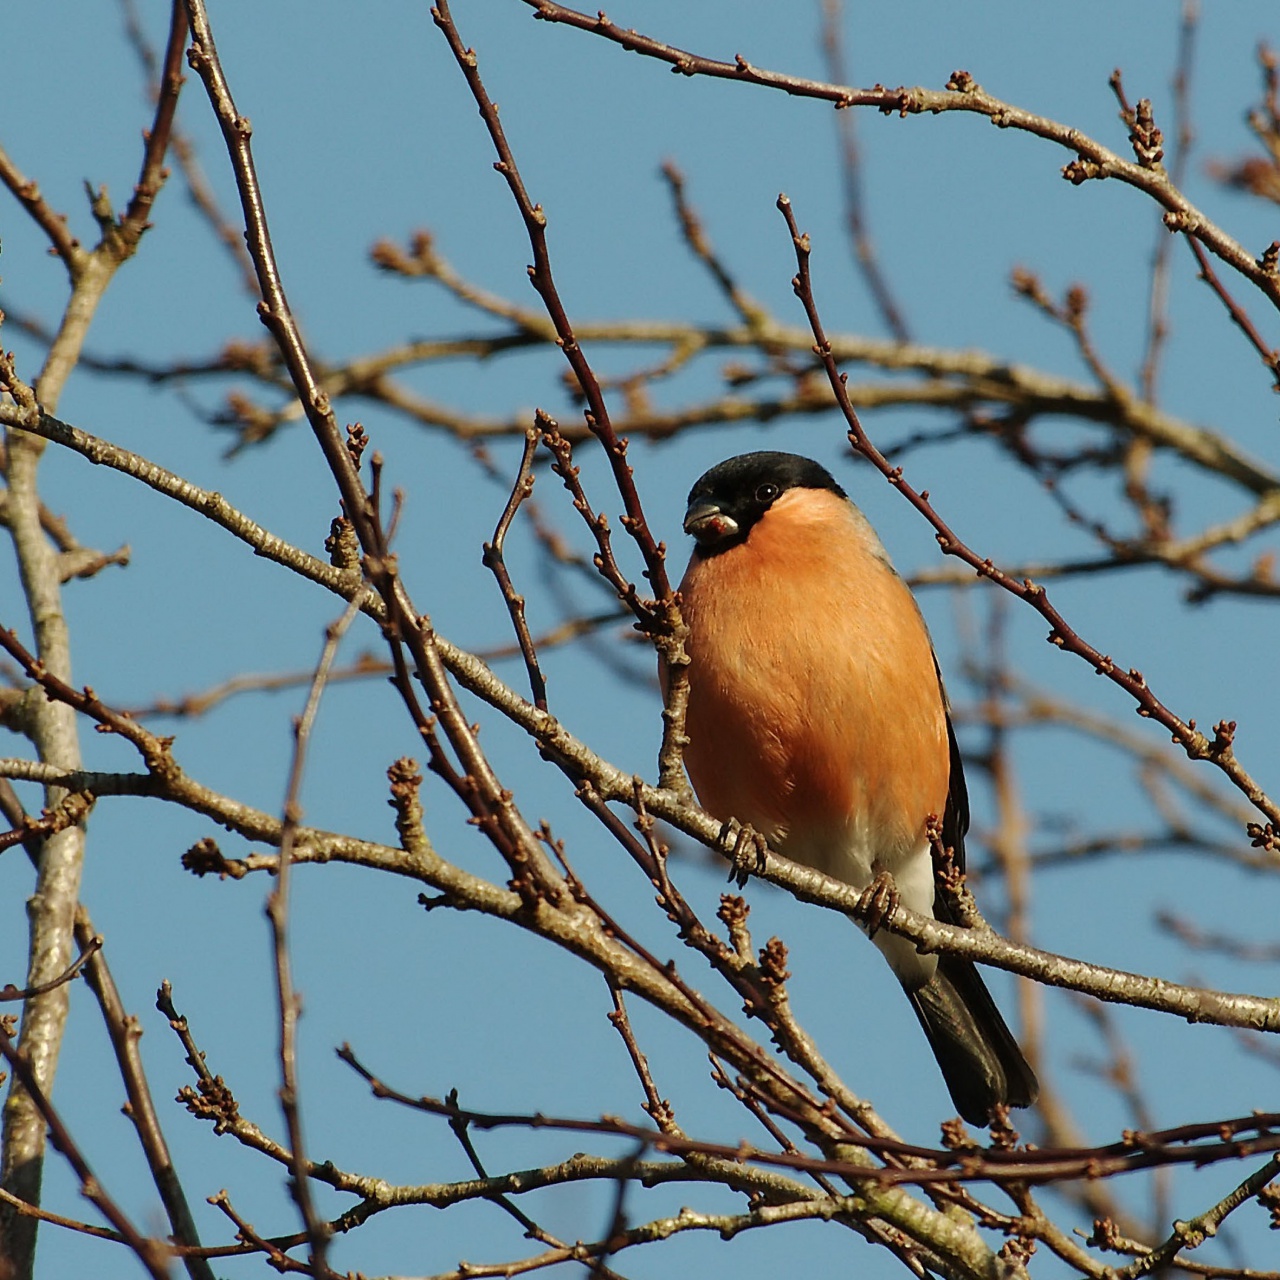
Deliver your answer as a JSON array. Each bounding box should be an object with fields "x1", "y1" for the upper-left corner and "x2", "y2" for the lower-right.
[{"x1": 906, "y1": 955, "x2": 1038, "y2": 1126}]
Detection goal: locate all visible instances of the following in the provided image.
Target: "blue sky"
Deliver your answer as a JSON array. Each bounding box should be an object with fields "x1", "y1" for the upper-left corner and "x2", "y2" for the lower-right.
[{"x1": 3, "y1": 3, "x2": 1280, "y2": 1277}]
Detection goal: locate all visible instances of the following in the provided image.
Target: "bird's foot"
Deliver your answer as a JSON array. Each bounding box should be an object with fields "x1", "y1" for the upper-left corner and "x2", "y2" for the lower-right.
[
  {"x1": 719, "y1": 819, "x2": 768, "y2": 888},
  {"x1": 857, "y1": 871, "x2": 899, "y2": 938}
]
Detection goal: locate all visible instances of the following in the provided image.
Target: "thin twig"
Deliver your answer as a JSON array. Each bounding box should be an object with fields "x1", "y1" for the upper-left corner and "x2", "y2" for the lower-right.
[
  {"x1": 1113, "y1": 1152, "x2": 1280, "y2": 1278},
  {"x1": 268, "y1": 599, "x2": 360, "y2": 1276},
  {"x1": 445, "y1": 1088, "x2": 569, "y2": 1251},
  {"x1": 818, "y1": 0, "x2": 912, "y2": 341},
  {"x1": 482, "y1": 427, "x2": 548, "y2": 709},
  {"x1": 0, "y1": 150, "x2": 85, "y2": 275},
  {"x1": 339, "y1": 1053, "x2": 1280, "y2": 1189},
  {"x1": 1186, "y1": 236, "x2": 1280, "y2": 391},
  {"x1": 74, "y1": 910, "x2": 216, "y2": 1280},
  {"x1": 660, "y1": 160, "x2": 772, "y2": 331},
  {"x1": 1138, "y1": 1, "x2": 1199, "y2": 404},
  {"x1": 0, "y1": 938, "x2": 100, "y2": 1003},
  {"x1": 431, "y1": 0, "x2": 674, "y2": 608}
]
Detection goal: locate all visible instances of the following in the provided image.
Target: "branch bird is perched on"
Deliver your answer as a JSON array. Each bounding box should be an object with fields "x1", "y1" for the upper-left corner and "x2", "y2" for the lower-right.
[{"x1": 671, "y1": 450, "x2": 1038, "y2": 1125}]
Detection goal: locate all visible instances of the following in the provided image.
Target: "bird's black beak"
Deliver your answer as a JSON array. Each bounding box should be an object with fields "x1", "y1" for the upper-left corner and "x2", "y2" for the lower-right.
[{"x1": 684, "y1": 499, "x2": 740, "y2": 545}]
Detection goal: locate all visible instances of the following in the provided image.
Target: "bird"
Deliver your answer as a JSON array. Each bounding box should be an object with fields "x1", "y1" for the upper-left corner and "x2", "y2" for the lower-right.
[{"x1": 671, "y1": 450, "x2": 1038, "y2": 1125}]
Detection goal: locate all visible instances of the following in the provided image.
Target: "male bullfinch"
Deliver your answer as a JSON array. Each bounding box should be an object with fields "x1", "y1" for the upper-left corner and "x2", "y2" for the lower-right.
[{"x1": 673, "y1": 451, "x2": 1038, "y2": 1125}]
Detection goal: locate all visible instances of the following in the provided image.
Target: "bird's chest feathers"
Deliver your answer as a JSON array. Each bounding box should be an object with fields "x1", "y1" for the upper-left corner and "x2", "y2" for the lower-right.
[{"x1": 679, "y1": 508, "x2": 947, "y2": 865}]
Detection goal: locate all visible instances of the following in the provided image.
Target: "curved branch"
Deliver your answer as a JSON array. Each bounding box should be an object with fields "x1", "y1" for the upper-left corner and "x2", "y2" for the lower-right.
[{"x1": 521, "y1": 1, "x2": 1280, "y2": 309}]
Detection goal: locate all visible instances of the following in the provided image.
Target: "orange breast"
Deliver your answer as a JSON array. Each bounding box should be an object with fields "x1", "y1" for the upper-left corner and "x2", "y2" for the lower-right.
[{"x1": 675, "y1": 490, "x2": 949, "y2": 886}]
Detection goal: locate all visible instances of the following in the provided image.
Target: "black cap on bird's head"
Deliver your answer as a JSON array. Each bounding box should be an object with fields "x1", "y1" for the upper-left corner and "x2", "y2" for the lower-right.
[{"x1": 683, "y1": 452, "x2": 847, "y2": 552}]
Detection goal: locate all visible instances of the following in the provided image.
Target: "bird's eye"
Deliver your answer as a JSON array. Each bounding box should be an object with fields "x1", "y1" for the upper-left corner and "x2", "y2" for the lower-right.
[{"x1": 755, "y1": 482, "x2": 780, "y2": 504}]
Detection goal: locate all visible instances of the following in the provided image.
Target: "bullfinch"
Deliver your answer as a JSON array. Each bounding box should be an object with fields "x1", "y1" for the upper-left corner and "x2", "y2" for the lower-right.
[{"x1": 673, "y1": 450, "x2": 1038, "y2": 1125}]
